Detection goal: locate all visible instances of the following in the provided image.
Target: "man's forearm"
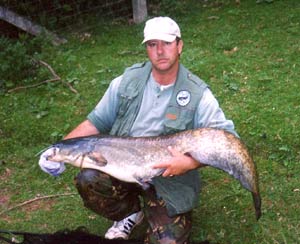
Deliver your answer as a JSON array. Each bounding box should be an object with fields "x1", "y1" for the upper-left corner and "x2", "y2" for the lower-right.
[{"x1": 64, "y1": 119, "x2": 99, "y2": 139}]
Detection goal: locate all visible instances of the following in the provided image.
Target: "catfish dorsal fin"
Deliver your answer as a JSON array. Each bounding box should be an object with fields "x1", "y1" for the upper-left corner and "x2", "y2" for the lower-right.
[{"x1": 87, "y1": 152, "x2": 107, "y2": 166}]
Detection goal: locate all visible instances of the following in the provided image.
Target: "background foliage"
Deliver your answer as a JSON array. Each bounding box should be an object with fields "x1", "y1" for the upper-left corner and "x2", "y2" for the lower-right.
[
  {"x1": 0, "y1": 0, "x2": 300, "y2": 243},
  {"x1": 1, "y1": 0, "x2": 132, "y2": 29}
]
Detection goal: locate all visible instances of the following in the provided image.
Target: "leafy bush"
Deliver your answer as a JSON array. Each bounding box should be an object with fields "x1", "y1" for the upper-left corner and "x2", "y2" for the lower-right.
[{"x1": 0, "y1": 35, "x2": 45, "y2": 89}]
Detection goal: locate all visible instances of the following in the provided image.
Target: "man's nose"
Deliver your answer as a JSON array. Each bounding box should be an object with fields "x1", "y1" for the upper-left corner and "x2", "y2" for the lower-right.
[{"x1": 156, "y1": 42, "x2": 164, "y2": 54}]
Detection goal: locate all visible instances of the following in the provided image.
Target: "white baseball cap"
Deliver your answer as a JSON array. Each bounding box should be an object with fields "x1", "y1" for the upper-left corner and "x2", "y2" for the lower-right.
[{"x1": 142, "y1": 17, "x2": 181, "y2": 44}]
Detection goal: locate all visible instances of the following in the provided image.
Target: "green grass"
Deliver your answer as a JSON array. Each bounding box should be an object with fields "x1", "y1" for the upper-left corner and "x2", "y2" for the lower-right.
[{"x1": 1, "y1": 0, "x2": 300, "y2": 243}]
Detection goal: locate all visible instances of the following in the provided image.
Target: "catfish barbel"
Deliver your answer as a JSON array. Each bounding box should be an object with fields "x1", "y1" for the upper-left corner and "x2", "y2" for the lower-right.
[{"x1": 46, "y1": 128, "x2": 261, "y2": 220}]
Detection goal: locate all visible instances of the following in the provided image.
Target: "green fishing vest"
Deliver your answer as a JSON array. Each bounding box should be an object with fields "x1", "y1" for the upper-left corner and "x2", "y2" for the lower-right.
[{"x1": 110, "y1": 61, "x2": 208, "y2": 216}]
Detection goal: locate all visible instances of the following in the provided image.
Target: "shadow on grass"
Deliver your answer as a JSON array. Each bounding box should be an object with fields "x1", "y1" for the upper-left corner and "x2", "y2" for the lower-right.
[{"x1": 0, "y1": 227, "x2": 215, "y2": 244}]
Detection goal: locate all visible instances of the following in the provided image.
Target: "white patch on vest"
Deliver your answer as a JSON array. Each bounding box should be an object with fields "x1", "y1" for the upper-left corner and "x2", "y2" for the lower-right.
[{"x1": 176, "y1": 90, "x2": 191, "y2": 106}]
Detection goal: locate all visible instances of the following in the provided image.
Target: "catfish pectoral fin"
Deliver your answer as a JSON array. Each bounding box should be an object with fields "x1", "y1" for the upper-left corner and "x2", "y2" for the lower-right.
[{"x1": 87, "y1": 152, "x2": 107, "y2": 166}]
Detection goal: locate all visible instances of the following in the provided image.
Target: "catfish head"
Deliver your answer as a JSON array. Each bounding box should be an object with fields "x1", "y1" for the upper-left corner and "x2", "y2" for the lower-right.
[{"x1": 47, "y1": 137, "x2": 107, "y2": 168}]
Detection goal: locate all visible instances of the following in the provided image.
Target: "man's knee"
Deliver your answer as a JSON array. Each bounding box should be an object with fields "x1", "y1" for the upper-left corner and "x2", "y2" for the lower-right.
[
  {"x1": 75, "y1": 169, "x2": 112, "y2": 193},
  {"x1": 74, "y1": 169, "x2": 141, "y2": 221},
  {"x1": 76, "y1": 168, "x2": 98, "y2": 184}
]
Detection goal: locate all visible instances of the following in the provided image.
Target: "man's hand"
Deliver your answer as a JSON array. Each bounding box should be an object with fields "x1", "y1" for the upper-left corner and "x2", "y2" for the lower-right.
[{"x1": 153, "y1": 146, "x2": 206, "y2": 177}]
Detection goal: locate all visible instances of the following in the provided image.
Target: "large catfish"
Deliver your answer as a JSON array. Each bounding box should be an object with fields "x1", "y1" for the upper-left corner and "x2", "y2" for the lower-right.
[{"x1": 46, "y1": 128, "x2": 261, "y2": 220}]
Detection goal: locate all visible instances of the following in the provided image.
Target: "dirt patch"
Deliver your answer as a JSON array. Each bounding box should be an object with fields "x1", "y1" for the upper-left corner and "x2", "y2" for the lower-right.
[
  {"x1": 1, "y1": 215, "x2": 13, "y2": 223},
  {"x1": 0, "y1": 194, "x2": 10, "y2": 206},
  {"x1": 22, "y1": 197, "x2": 57, "y2": 212},
  {"x1": 0, "y1": 194, "x2": 58, "y2": 221},
  {"x1": 0, "y1": 167, "x2": 12, "y2": 181}
]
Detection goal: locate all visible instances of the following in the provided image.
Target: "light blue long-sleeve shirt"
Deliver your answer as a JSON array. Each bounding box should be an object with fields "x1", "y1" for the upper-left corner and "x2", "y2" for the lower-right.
[{"x1": 88, "y1": 73, "x2": 238, "y2": 137}]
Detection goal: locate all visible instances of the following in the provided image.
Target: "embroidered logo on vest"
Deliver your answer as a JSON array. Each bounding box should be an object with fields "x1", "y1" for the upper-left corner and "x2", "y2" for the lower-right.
[{"x1": 176, "y1": 90, "x2": 191, "y2": 106}]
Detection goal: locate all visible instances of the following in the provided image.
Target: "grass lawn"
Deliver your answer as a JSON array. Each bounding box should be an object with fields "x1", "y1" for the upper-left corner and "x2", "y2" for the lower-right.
[{"x1": 0, "y1": 0, "x2": 299, "y2": 243}]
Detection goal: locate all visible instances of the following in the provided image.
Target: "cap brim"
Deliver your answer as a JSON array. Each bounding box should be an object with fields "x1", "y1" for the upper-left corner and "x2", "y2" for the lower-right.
[{"x1": 142, "y1": 34, "x2": 177, "y2": 44}]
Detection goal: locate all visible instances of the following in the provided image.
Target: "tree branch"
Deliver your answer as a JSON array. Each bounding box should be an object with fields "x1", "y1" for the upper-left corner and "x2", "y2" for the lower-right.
[
  {"x1": 0, "y1": 193, "x2": 77, "y2": 216},
  {"x1": 7, "y1": 60, "x2": 78, "y2": 94}
]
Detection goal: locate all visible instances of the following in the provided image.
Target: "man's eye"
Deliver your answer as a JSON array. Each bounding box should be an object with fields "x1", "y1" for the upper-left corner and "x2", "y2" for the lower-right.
[{"x1": 147, "y1": 42, "x2": 156, "y2": 47}]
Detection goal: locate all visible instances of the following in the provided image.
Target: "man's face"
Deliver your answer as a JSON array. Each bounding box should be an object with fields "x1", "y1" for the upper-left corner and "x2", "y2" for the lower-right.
[{"x1": 146, "y1": 39, "x2": 183, "y2": 74}]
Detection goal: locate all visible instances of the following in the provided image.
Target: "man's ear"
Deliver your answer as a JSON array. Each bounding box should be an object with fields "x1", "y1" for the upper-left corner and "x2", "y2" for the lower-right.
[{"x1": 178, "y1": 40, "x2": 184, "y2": 55}]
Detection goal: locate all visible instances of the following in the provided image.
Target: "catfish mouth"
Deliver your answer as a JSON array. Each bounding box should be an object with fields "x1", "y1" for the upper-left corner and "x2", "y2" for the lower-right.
[{"x1": 46, "y1": 147, "x2": 63, "y2": 162}]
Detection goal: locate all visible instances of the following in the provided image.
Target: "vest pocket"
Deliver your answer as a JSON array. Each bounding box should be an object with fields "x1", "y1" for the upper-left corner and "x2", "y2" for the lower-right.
[
  {"x1": 164, "y1": 106, "x2": 196, "y2": 134},
  {"x1": 110, "y1": 92, "x2": 139, "y2": 136},
  {"x1": 117, "y1": 94, "x2": 137, "y2": 117}
]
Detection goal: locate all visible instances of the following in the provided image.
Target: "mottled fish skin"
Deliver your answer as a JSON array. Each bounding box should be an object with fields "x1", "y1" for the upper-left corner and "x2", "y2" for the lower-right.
[{"x1": 47, "y1": 128, "x2": 261, "y2": 220}]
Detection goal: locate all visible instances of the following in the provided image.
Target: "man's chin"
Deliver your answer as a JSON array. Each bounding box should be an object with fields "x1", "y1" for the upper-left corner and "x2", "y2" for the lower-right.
[{"x1": 154, "y1": 63, "x2": 170, "y2": 72}]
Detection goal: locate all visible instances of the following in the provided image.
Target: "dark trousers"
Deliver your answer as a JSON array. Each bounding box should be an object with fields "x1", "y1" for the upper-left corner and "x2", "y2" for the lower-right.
[{"x1": 75, "y1": 169, "x2": 192, "y2": 244}]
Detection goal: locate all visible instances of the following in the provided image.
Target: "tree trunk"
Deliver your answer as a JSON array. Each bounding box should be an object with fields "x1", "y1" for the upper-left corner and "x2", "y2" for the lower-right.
[{"x1": 132, "y1": 0, "x2": 147, "y2": 24}]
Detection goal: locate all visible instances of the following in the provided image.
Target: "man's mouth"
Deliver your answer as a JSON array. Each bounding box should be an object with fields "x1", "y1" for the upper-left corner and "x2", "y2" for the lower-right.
[{"x1": 157, "y1": 58, "x2": 168, "y2": 63}]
